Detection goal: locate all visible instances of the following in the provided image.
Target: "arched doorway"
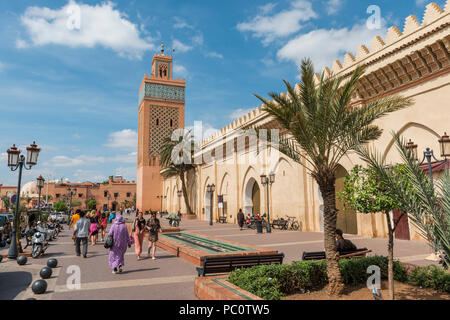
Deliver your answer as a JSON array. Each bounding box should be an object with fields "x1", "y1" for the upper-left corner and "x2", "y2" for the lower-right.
[
  {"x1": 335, "y1": 165, "x2": 358, "y2": 234},
  {"x1": 112, "y1": 201, "x2": 117, "y2": 212},
  {"x1": 204, "y1": 185, "x2": 212, "y2": 222},
  {"x1": 244, "y1": 178, "x2": 261, "y2": 216}
]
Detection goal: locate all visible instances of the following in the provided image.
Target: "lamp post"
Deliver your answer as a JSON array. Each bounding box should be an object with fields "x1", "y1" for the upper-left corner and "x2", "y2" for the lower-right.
[
  {"x1": 406, "y1": 133, "x2": 450, "y2": 189},
  {"x1": 6, "y1": 142, "x2": 41, "y2": 259},
  {"x1": 177, "y1": 190, "x2": 182, "y2": 213},
  {"x1": 36, "y1": 175, "x2": 45, "y2": 222},
  {"x1": 206, "y1": 184, "x2": 215, "y2": 226},
  {"x1": 157, "y1": 195, "x2": 167, "y2": 212},
  {"x1": 67, "y1": 186, "x2": 77, "y2": 212},
  {"x1": 260, "y1": 173, "x2": 275, "y2": 233}
]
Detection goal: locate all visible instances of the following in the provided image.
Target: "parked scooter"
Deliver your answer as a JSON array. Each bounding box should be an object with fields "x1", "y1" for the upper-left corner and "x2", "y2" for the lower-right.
[{"x1": 31, "y1": 226, "x2": 49, "y2": 258}]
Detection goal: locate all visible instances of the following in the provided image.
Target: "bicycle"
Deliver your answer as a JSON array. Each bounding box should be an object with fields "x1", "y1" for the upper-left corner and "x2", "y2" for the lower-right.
[{"x1": 285, "y1": 216, "x2": 300, "y2": 231}]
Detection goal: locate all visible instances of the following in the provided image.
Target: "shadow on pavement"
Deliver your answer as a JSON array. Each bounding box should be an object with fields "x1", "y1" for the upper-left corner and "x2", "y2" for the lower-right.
[
  {"x1": 0, "y1": 271, "x2": 33, "y2": 300},
  {"x1": 119, "y1": 267, "x2": 159, "y2": 274}
]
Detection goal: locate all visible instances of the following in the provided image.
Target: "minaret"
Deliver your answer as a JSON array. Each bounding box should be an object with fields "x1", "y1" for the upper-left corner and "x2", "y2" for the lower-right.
[{"x1": 136, "y1": 42, "x2": 186, "y2": 212}]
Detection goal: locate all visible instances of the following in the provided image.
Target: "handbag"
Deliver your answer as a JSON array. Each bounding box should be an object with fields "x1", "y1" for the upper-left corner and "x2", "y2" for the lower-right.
[{"x1": 104, "y1": 235, "x2": 114, "y2": 249}]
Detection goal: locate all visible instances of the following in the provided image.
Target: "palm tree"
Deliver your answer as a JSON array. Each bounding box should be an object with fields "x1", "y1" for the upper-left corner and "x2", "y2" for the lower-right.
[
  {"x1": 254, "y1": 58, "x2": 412, "y2": 295},
  {"x1": 160, "y1": 130, "x2": 196, "y2": 215}
]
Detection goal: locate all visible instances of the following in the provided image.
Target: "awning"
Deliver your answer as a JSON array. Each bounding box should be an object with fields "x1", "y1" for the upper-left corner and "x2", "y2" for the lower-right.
[{"x1": 419, "y1": 159, "x2": 450, "y2": 173}]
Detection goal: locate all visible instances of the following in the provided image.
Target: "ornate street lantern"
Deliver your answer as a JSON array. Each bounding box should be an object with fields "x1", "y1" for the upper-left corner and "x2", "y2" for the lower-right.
[
  {"x1": 269, "y1": 172, "x2": 276, "y2": 184},
  {"x1": 406, "y1": 139, "x2": 418, "y2": 162},
  {"x1": 260, "y1": 174, "x2": 267, "y2": 186},
  {"x1": 439, "y1": 132, "x2": 450, "y2": 159},
  {"x1": 7, "y1": 145, "x2": 20, "y2": 167},
  {"x1": 26, "y1": 142, "x2": 41, "y2": 166},
  {"x1": 37, "y1": 175, "x2": 45, "y2": 188}
]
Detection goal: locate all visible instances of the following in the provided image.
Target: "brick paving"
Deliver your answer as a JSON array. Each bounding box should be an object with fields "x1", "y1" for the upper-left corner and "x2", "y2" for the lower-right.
[{"x1": 0, "y1": 216, "x2": 438, "y2": 300}]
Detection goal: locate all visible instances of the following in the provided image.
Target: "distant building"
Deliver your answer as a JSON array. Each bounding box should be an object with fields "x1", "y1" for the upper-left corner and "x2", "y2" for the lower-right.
[{"x1": 0, "y1": 176, "x2": 136, "y2": 212}]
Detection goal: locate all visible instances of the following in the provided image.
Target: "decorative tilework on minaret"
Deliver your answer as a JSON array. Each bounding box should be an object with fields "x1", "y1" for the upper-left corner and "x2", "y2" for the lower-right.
[{"x1": 136, "y1": 42, "x2": 186, "y2": 212}]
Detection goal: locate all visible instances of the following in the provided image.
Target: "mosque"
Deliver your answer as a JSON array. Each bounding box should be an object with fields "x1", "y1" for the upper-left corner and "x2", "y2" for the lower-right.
[{"x1": 137, "y1": 2, "x2": 450, "y2": 241}]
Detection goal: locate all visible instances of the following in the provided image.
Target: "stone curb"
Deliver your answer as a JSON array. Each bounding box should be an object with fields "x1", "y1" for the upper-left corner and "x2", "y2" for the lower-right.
[{"x1": 194, "y1": 275, "x2": 263, "y2": 300}]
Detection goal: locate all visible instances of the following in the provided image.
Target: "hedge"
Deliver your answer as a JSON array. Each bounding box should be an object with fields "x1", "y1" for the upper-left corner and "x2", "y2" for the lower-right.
[{"x1": 228, "y1": 256, "x2": 450, "y2": 300}]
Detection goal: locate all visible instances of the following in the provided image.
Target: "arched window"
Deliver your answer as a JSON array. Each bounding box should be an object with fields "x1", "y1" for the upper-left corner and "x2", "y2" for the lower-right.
[
  {"x1": 170, "y1": 119, "x2": 173, "y2": 127},
  {"x1": 156, "y1": 118, "x2": 159, "y2": 126}
]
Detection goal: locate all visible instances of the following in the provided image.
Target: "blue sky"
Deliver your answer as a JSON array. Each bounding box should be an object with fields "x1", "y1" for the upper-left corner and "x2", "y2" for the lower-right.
[{"x1": 0, "y1": 0, "x2": 446, "y2": 186}]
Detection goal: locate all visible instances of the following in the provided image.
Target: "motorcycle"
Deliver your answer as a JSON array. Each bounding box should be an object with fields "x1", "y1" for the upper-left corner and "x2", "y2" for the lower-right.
[{"x1": 31, "y1": 227, "x2": 49, "y2": 258}]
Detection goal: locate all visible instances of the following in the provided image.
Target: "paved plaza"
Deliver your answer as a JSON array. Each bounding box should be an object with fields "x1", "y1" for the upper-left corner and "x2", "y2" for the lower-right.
[{"x1": 0, "y1": 217, "x2": 437, "y2": 300}]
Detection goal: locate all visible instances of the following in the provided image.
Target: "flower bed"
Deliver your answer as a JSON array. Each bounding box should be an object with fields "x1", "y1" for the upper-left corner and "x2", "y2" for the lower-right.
[{"x1": 228, "y1": 256, "x2": 449, "y2": 300}]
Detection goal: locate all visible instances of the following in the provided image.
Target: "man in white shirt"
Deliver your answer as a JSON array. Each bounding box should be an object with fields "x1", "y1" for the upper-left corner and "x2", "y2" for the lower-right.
[{"x1": 73, "y1": 211, "x2": 90, "y2": 258}]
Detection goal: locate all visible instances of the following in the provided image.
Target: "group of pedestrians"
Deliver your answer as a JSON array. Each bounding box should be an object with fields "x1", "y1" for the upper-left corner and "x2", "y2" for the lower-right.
[{"x1": 69, "y1": 208, "x2": 161, "y2": 274}]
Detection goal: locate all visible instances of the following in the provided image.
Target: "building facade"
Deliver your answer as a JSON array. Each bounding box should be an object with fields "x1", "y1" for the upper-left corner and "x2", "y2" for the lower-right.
[
  {"x1": 0, "y1": 176, "x2": 136, "y2": 212},
  {"x1": 136, "y1": 43, "x2": 186, "y2": 212},
  {"x1": 162, "y1": 2, "x2": 450, "y2": 241}
]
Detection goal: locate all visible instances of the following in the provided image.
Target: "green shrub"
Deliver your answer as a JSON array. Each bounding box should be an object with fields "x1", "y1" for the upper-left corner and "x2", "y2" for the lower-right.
[
  {"x1": 408, "y1": 265, "x2": 450, "y2": 293},
  {"x1": 228, "y1": 256, "x2": 409, "y2": 300},
  {"x1": 339, "y1": 256, "x2": 408, "y2": 285}
]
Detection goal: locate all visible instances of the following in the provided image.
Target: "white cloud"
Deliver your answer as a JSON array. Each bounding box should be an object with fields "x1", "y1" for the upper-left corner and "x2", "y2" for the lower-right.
[
  {"x1": 104, "y1": 129, "x2": 137, "y2": 151},
  {"x1": 185, "y1": 122, "x2": 220, "y2": 142},
  {"x1": 112, "y1": 152, "x2": 137, "y2": 164},
  {"x1": 173, "y1": 17, "x2": 194, "y2": 29},
  {"x1": 229, "y1": 108, "x2": 254, "y2": 121},
  {"x1": 277, "y1": 23, "x2": 386, "y2": 72},
  {"x1": 73, "y1": 169, "x2": 106, "y2": 182},
  {"x1": 47, "y1": 155, "x2": 106, "y2": 167},
  {"x1": 415, "y1": 0, "x2": 428, "y2": 6},
  {"x1": 237, "y1": 0, "x2": 317, "y2": 45},
  {"x1": 172, "y1": 39, "x2": 193, "y2": 53},
  {"x1": 115, "y1": 167, "x2": 137, "y2": 180},
  {"x1": 0, "y1": 152, "x2": 7, "y2": 162},
  {"x1": 205, "y1": 51, "x2": 224, "y2": 59},
  {"x1": 174, "y1": 64, "x2": 188, "y2": 78},
  {"x1": 18, "y1": 0, "x2": 154, "y2": 59},
  {"x1": 192, "y1": 33, "x2": 204, "y2": 46},
  {"x1": 326, "y1": 0, "x2": 344, "y2": 15}
]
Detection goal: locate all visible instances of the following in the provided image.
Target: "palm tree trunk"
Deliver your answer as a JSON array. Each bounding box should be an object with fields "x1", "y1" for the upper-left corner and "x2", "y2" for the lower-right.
[
  {"x1": 385, "y1": 211, "x2": 395, "y2": 300},
  {"x1": 319, "y1": 177, "x2": 345, "y2": 296},
  {"x1": 179, "y1": 167, "x2": 194, "y2": 215}
]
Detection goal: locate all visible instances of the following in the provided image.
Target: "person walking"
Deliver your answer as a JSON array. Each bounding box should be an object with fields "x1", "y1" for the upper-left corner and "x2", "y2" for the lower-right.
[
  {"x1": 73, "y1": 211, "x2": 90, "y2": 258},
  {"x1": 133, "y1": 211, "x2": 146, "y2": 260},
  {"x1": 145, "y1": 212, "x2": 161, "y2": 260},
  {"x1": 99, "y1": 212, "x2": 108, "y2": 242},
  {"x1": 107, "y1": 215, "x2": 132, "y2": 274},
  {"x1": 89, "y1": 210, "x2": 99, "y2": 246},
  {"x1": 237, "y1": 209, "x2": 245, "y2": 230},
  {"x1": 69, "y1": 209, "x2": 81, "y2": 245},
  {"x1": 108, "y1": 211, "x2": 116, "y2": 224}
]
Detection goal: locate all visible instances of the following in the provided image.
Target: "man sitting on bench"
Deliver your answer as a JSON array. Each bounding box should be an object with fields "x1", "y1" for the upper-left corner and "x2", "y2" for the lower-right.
[{"x1": 335, "y1": 229, "x2": 357, "y2": 253}]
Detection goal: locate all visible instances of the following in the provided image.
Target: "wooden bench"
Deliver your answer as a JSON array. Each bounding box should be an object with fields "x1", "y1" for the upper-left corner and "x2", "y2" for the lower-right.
[
  {"x1": 218, "y1": 216, "x2": 227, "y2": 224},
  {"x1": 197, "y1": 253, "x2": 285, "y2": 277},
  {"x1": 302, "y1": 248, "x2": 372, "y2": 261},
  {"x1": 271, "y1": 219, "x2": 288, "y2": 230}
]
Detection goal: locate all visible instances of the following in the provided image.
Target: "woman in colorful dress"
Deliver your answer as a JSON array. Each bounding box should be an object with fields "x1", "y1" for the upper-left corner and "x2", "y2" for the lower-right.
[
  {"x1": 107, "y1": 215, "x2": 132, "y2": 274},
  {"x1": 89, "y1": 210, "x2": 99, "y2": 246},
  {"x1": 99, "y1": 212, "x2": 108, "y2": 242},
  {"x1": 133, "y1": 211, "x2": 146, "y2": 260}
]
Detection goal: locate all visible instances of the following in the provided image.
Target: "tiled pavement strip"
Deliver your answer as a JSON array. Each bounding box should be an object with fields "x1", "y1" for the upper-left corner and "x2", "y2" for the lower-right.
[{"x1": 1, "y1": 217, "x2": 437, "y2": 300}]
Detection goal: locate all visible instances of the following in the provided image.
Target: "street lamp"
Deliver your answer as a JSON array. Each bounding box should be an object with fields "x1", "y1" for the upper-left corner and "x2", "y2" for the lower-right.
[
  {"x1": 36, "y1": 175, "x2": 45, "y2": 222},
  {"x1": 406, "y1": 133, "x2": 450, "y2": 189},
  {"x1": 6, "y1": 142, "x2": 41, "y2": 259},
  {"x1": 261, "y1": 173, "x2": 275, "y2": 233},
  {"x1": 157, "y1": 195, "x2": 167, "y2": 212},
  {"x1": 177, "y1": 189, "x2": 183, "y2": 213},
  {"x1": 206, "y1": 184, "x2": 215, "y2": 226},
  {"x1": 67, "y1": 186, "x2": 77, "y2": 212}
]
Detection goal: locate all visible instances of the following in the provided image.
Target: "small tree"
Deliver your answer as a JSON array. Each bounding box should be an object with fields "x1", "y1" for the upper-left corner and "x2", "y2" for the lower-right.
[
  {"x1": 340, "y1": 164, "x2": 410, "y2": 300},
  {"x1": 87, "y1": 200, "x2": 97, "y2": 210},
  {"x1": 53, "y1": 201, "x2": 68, "y2": 212}
]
